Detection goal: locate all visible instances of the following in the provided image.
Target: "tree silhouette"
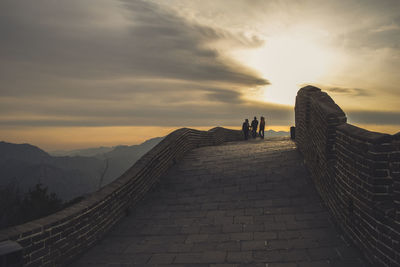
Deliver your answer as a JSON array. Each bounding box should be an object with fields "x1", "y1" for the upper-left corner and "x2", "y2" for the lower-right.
[
  {"x1": 19, "y1": 183, "x2": 62, "y2": 222},
  {"x1": 0, "y1": 183, "x2": 63, "y2": 229}
]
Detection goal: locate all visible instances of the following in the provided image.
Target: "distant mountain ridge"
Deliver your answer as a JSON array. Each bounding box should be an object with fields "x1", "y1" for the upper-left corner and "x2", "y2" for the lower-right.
[
  {"x1": 264, "y1": 129, "x2": 289, "y2": 137},
  {"x1": 50, "y1": 146, "x2": 114, "y2": 157},
  {"x1": 0, "y1": 137, "x2": 164, "y2": 201},
  {"x1": 0, "y1": 141, "x2": 50, "y2": 163}
]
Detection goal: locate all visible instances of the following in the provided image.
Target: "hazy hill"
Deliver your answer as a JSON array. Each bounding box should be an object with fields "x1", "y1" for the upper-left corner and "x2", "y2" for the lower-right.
[
  {"x1": 0, "y1": 142, "x2": 103, "y2": 200},
  {"x1": 0, "y1": 137, "x2": 164, "y2": 201},
  {"x1": 0, "y1": 141, "x2": 50, "y2": 164},
  {"x1": 50, "y1": 146, "x2": 114, "y2": 157},
  {"x1": 265, "y1": 129, "x2": 289, "y2": 137},
  {"x1": 95, "y1": 137, "x2": 164, "y2": 186}
]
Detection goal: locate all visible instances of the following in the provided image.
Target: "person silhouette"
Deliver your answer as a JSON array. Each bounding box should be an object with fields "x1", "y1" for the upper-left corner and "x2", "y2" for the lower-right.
[
  {"x1": 242, "y1": 119, "x2": 250, "y2": 140},
  {"x1": 259, "y1": 116, "x2": 265, "y2": 139},
  {"x1": 251, "y1": 116, "x2": 258, "y2": 138}
]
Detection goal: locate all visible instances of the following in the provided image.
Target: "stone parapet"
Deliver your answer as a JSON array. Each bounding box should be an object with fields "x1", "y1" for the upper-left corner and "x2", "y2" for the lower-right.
[
  {"x1": 0, "y1": 127, "x2": 243, "y2": 267},
  {"x1": 295, "y1": 85, "x2": 400, "y2": 266}
]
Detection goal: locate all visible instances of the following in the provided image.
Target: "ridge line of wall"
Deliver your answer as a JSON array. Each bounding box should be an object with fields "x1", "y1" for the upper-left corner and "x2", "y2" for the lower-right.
[{"x1": 0, "y1": 127, "x2": 243, "y2": 267}]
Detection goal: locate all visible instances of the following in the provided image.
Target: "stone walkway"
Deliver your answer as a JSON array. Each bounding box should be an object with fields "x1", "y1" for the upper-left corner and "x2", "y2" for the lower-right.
[{"x1": 72, "y1": 138, "x2": 368, "y2": 267}]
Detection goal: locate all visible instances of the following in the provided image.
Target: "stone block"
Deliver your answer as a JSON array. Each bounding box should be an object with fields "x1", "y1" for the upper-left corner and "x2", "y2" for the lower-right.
[{"x1": 0, "y1": 241, "x2": 23, "y2": 267}]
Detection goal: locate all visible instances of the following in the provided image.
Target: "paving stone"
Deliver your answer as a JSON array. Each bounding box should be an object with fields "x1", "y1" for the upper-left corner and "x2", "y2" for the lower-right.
[
  {"x1": 288, "y1": 238, "x2": 319, "y2": 249},
  {"x1": 167, "y1": 243, "x2": 193, "y2": 253},
  {"x1": 252, "y1": 250, "x2": 283, "y2": 262},
  {"x1": 200, "y1": 225, "x2": 222, "y2": 234},
  {"x1": 241, "y1": 240, "x2": 268, "y2": 251},
  {"x1": 181, "y1": 225, "x2": 201, "y2": 234},
  {"x1": 201, "y1": 251, "x2": 227, "y2": 263},
  {"x1": 229, "y1": 232, "x2": 253, "y2": 241},
  {"x1": 192, "y1": 242, "x2": 218, "y2": 252},
  {"x1": 267, "y1": 263, "x2": 297, "y2": 267},
  {"x1": 225, "y1": 209, "x2": 245, "y2": 216},
  {"x1": 264, "y1": 222, "x2": 287, "y2": 231},
  {"x1": 207, "y1": 211, "x2": 226, "y2": 217},
  {"x1": 148, "y1": 253, "x2": 176, "y2": 264},
  {"x1": 330, "y1": 258, "x2": 366, "y2": 267},
  {"x1": 267, "y1": 239, "x2": 289, "y2": 250},
  {"x1": 237, "y1": 264, "x2": 265, "y2": 267},
  {"x1": 244, "y1": 208, "x2": 264, "y2": 216},
  {"x1": 210, "y1": 264, "x2": 238, "y2": 267},
  {"x1": 234, "y1": 216, "x2": 254, "y2": 224},
  {"x1": 297, "y1": 261, "x2": 331, "y2": 267},
  {"x1": 185, "y1": 234, "x2": 210, "y2": 243},
  {"x1": 308, "y1": 247, "x2": 340, "y2": 261},
  {"x1": 208, "y1": 233, "x2": 230, "y2": 242},
  {"x1": 223, "y1": 224, "x2": 243, "y2": 233},
  {"x1": 214, "y1": 216, "x2": 234, "y2": 225},
  {"x1": 226, "y1": 251, "x2": 254, "y2": 263},
  {"x1": 174, "y1": 253, "x2": 203, "y2": 263},
  {"x1": 335, "y1": 245, "x2": 361, "y2": 260},
  {"x1": 242, "y1": 224, "x2": 264, "y2": 232},
  {"x1": 274, "y1": 214, "x2": 295, "y2": 222},
  {"x1": 253, "y1": 231, "x2": 278, "y2": 240},
  {"x1": 216, "y1": 241, "x2": 241, "y2": 251}
]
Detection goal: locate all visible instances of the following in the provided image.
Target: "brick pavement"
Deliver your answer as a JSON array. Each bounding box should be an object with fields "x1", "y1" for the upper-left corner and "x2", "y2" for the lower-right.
[{"x1": 72, "y1": 137, "x2": 368, "y2": 267}]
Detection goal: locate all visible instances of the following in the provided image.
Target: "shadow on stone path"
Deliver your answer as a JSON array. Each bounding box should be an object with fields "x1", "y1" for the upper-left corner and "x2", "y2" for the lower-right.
[{"x1": 72, "y1": 137, "x2": 368, "y2": 267}]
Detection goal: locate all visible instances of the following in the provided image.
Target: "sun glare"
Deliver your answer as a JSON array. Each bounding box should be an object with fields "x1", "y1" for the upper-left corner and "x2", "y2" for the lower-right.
[{"x1": 234, "y1": 29, "x2": 334, "y2": 105}]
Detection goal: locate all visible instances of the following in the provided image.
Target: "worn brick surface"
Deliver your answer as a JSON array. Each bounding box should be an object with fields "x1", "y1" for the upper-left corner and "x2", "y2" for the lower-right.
[
  {"x1": 71, "y1": 138, "x2": 367, "y2": 266},
  {"x1": 295, "y1": 86, "x2": 400, "y2": 267}
]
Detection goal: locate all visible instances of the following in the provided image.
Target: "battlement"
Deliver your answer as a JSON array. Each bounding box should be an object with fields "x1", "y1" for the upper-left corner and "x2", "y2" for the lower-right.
[
  {"x1": 0, "y1": 127, "x2": 243, "y2": 267},
  {"x1": 295, "y1": 85, "x2": 400, "y2": 266}
]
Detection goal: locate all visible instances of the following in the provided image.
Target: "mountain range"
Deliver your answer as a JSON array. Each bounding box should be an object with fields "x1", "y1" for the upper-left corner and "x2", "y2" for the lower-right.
[
  {"x1": 0, "y1": 137, "x2": 163, "y2": 201},
  {"x1": 0, "y1": 129, "x2": 288, "y2": 201},
  {"x1": 263, "y1": 129, "x2": 289, "y2": 137}
]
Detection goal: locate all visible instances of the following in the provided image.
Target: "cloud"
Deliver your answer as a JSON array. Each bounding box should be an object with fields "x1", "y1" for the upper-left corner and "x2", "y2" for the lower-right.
[
  {"x1": 0, "y1": 0, "x2": 280, "y2": 131},
  {"x1": 0, "y1": 0, "x2": 268, "y2": 85},
  {"x1": 347, "y1": 110, "x2": 400, "y2": 126},
  {"x1": 371, "y1": 23, "x2": 400, "y2": 33},
  {"x1": 323, "y1": 86, "x2": 371, "y2": 97},
  {"x1": 205, "y1": 88, "x2": 243, "y2": 103},
  {"x1": 0, "y1": 84, "x2": 293, "y2": 127},
  {"x1": 2, "y1": 0, "x2": 398, "y2": 136}
]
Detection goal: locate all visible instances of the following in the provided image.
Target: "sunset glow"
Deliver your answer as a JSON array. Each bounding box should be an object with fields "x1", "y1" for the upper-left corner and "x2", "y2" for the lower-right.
[
  {"x1": 0, "y1": 0, "x2": 399, "y2": 150},
  {"x1": 235, "y1": 28, "x2": 336, "y2": 105}
]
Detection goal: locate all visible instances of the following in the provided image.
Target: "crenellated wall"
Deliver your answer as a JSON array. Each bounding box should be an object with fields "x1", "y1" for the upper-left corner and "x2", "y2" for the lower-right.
[
  {"x1": 0, "y1": 127, "x2": 243, "y2": 267},
  {"x1": 295, "y1": 85, "x2": 400, "y2": 267}
]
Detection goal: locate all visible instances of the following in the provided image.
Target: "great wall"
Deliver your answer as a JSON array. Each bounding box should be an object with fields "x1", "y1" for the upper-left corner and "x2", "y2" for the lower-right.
[{"x1": 1, "y1": 86, "x2": 399, "y2": 267}]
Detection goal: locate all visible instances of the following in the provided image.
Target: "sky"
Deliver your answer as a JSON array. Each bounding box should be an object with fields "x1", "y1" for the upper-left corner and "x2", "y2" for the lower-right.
[{"x1": 0, "y1": 0, "x2": 399, "y2": 150}]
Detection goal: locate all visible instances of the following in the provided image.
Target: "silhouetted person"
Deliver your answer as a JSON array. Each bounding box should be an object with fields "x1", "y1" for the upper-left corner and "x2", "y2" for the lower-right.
[
  {"x1": 251, "y1": 116, "x2": 258, "y2": 138},
  {"x1": 259, "y1": 116, "x2": 265, "y2": 139},
  {"x1": 242, "y1": 119, "x2": 250, "y2": 140}
]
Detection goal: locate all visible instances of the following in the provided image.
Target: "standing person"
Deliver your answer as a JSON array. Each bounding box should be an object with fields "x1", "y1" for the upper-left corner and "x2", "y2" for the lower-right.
[
  {"x1": 251, "y1": 116, "x2": 258, "y2": 138},
  {"x1": 259, "y1": 116, "x2": 265, "y2": 139},
  {"x1": 242, "y1": 119, "x2": 250, "y2": 140}
]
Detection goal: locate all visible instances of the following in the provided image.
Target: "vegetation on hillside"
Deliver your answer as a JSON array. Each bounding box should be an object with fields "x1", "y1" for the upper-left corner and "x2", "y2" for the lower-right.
[{"x1": 0, "y1": 183, "x2": 63, "y2": 229}]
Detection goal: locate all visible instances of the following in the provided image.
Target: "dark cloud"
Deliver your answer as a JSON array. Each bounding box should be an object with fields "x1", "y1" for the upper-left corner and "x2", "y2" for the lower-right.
[
  {"x1": 0, "y1": 0, "x2": 268, "y2": 85},
  {"x1": 347, "y1": 110, "x2": 400, "y2": 126},
  {"x1": 323, "y1": 87, "x2": 371, "y2": 97},
  {"x1": 0, "y1": 96, "x2": 293, "y2": 127},
  {"x1": 205, "y1": 89, "x2": 243, "y2": 103},
  {"x1": 0, "y1": 73, "x2": 292, "y2": 127}
]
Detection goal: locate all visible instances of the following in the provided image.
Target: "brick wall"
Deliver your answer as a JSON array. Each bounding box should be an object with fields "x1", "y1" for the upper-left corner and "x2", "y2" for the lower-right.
[
  {"x1": 0, "y1": 127, "x2": 243, "y2": 267},
  {"x1": 295, "y1": 85, "x2": 400, "y2": 266}
]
